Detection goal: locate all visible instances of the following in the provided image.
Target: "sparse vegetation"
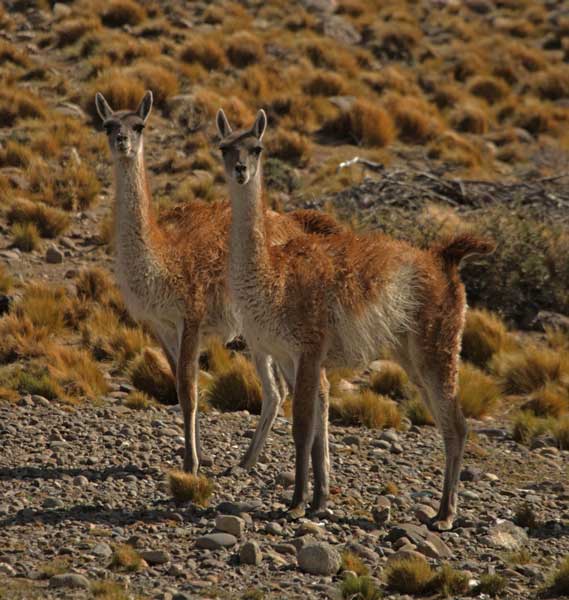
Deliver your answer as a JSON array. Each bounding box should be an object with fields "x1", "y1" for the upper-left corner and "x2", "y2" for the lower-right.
[
  {"x1": 11, "y1": 222, "x2": 39, "y2": 252},
  {"x1": 545, "y1": 556, "x2": 569, "y2": 597},
  {"x1": 109, "y1": 544, "x2": 144, "y2": 572},
  {"x1": 340, "y1": 574, "x2": 381, "y2": 600},
  {"x1": 124, "y1": 391, "x2": 153, "y2": 410},
  {"x1": 384, "y1": 556, "x2": 433, "y2": 594},
  {"x1": 461, "y1": 309, "x2": 509, "y2": 368},
  {"x1": 458, "y1": 363, "x2": 501, "y2": 418},
  {"x1": 341, "y1": 551, "x2": 369, "y2": 576},
  {"x1": 330, "y1": 391, "x2": 401, "y2": 429},
  {"x1": 130, "y1": 349, "x2": 177, "y2": 405},
  {"x1": 405, "y1": 397, "x2": 434, "y2": 426},
  {"x1": 7, "y1": 199, "x2": 70, "y2": 238},
  {"x1": 91, "y1": 580, "x2": 130, "y2": 600},
  {"x1": 168, "y1": 469, "x2": 213, "y2": 506},
  {"x1": 514, "y1": 502, "x2": 539, "y2": 529},
  {"x1": 475, "y1": 573, "x2": 508, "y2": 597},
  {"x1": 369, "y1": 362, "x2": 408, "y2": 399},
  {"x1": 206, "y1": 355, "x2": 262, "y2": 413}
]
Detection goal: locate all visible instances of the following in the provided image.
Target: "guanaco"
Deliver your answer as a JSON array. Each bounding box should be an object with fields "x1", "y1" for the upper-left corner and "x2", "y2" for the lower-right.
[
  {"x1": 95, "y1": 91, "x2": 344, "y2": 475},
  {"x1": 217, "y1": 108, "x2": 494, "y2": 529}
]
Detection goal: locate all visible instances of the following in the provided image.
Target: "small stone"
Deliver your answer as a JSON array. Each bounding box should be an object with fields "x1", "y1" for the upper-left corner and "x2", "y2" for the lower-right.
[
  {"x1": 216, "y1": 501, "x2": 261, "y2": 515},
  {"x1": 31, "y1": 394, "x2": 50, "y2": 407},
  {"x1": 215, "y1": 515, "x2": 245, "y2": 538},
  {"x1": 240, "y1": 541, "x2": 262, "y2": 566},
  {"x1": 380, "y1": 430, "x2": 399, "y2": 444},
  {"x1": 73, "y1": 475, "x2": 89, "y2": 487},
  {"x1": 196, "y1": 533, "x2": 238, "y2": 550},
  {"x1": 460, "y1": 467, "x2": 482, "y2": 482},
  {"x1": 42, "y1": 497, "x2": 64, "y2": 509},
  {"x1": 173, "y1": 593, "x2": 193, "y2": 600},
  {"x1": 273, "y1": 543, "x2": 297, "y2": 556},
  {"x1": 297, "y1": 542, "x2": 341, "y2": 575},
  {"x1": 265, "y1": 522, "x2": 284, "y2": 535},
  {"x1": 415, "y1": 504, "x2": 437, "y2": 525},
  {"x1": 372, "y1": 496, "x2": 391, "y2": 525},
  {"x1": 168, "y1": 563, "x2": 186, "y2": 577},
  {"x1": 53, "y1": 2, "x2": 72, "y2": 18},
  {"x1": 387, "y1": 549, "x2": 426, "y2": 563},
  {"x1": 46, "y1": 246, "x2": 64, "y2": 264},
  {"x1": 295, "y1": 522, "x2": 324, "y2": 537},
  {"x1": 49, "y1": 573, "x2": 90, "y2": 589},
  {"x1": 0, "y1": 563, "x2": 15, "y2": 576},
  {"x1": 276, "y1": 471, "x2": 295, "y2": 487},
  {"x1": 140, "y1": 550, "x2": 171, "y2": 565},
  {"x1": 484, "y1": 473, "x2": 499, "y2": 482},
  {"x1": 343, "y1": 434, "x2": 361, "y2": 447}
]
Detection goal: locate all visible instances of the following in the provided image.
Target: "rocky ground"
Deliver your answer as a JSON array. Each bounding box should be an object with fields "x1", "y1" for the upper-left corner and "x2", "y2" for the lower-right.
[{"x1": 0, "y1": 390, "x2": 567, "y2": 599}]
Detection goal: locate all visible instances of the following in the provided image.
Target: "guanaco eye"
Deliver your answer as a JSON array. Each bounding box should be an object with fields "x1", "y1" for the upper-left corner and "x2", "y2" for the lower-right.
[
  {"x1": 252, "y1": 146, "x2": 262, "y2": 156},
  {"x1": 133, "y1": 123, "x2": 145, "y2": 134}
]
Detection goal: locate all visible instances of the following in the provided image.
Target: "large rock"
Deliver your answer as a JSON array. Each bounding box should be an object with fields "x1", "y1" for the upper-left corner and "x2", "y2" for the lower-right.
[
  {"x1": 216, "y1": 500, "x2": 261, "y2": 516},
  {"x1": 486, "y1": 521, "x2": 528, "y2": 550},
  {"x1": 240, "y1": 541, "x2": 262, "y2": 566},
  {"x1": 215, "y1": 515, "x2": 245, "y2": 538},
  {"x1": 140, "y1": 550, "x2": 171, "y2": 565},
  {"x1": 196, "y1": 533, "x2": 238, "y2": 550},
  {"x1": 297, "y1": 542, "x2": 341, "y2": 575}
]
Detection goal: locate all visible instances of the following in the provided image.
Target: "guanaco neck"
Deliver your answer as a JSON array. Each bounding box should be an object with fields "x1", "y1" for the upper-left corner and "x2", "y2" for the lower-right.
[
  {"x1": 113, "y1": 142, "x2": 163, "y2": 269},
  {"x1": 228, "y1": 169, "x2": 269, "y2": 280}
]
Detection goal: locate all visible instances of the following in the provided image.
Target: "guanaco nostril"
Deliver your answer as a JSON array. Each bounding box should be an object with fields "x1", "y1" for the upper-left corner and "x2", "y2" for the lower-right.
[{"x1": 235, "y1": 164, "x2": 246, "y2": 174}]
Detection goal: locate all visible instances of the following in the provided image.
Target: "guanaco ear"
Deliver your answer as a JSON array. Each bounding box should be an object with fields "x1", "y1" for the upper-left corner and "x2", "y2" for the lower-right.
[
  {"x1": 251, "y1": 109, "x2": 267, "y2": 140},
  {"x1": 136, "y1": 90, "x2": 153, "y2": 123},
  {"x1": 95, "y1": 92, "x2": 113, "y2": 122},
  {"x1": 216, "y1": 109, "x2": 232, "y2": 139}
]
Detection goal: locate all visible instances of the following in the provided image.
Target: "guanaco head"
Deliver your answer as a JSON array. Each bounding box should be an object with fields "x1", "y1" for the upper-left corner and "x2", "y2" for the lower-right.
[
  {"x1": 216, "y1": 109, "x2": 267, "y2": 185},
  {"x1": 95, "y1": 91, "x2": 153, "y2": 159}
]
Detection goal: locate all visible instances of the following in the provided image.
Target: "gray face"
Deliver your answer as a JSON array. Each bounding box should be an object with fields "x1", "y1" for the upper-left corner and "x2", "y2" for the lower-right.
[
  {"x1": 220, "y1": 133, "x2": 263, "y2": 185},
  {"x1": 102, "y1": 111, "x2": 146, "y2": 159},
  {"x1": 95, "y1": 91, "x2": 153, "y2": 160}
]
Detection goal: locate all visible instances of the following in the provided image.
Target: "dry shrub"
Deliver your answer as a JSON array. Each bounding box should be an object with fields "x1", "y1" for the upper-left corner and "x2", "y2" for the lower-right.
[
  {"x1": 168, "y1": 470, "x2": 213, "y2": 506},
  {"x1": 0, "y1": 87, "x2": 46, "y2": 127},
  {"x1": 384, "y1": 556, "x2": 433, "y2": 594},
  {"x1": 303, "y1": 71, "x2": 347, "y2": 96},
  {"x1": 206, "y1": 355, "x2": 262, "y2": 413},
  {"x1": 55, "y1": 18, "x2": 100, "y2": 48},
  {"x1": 17, "y1": 283, "x2": 70, "y2": 333},
  {"x1": 0, "y1": 314, "x2": 49, "y2": 364},
  {"x1": 85, "y1": 70, "x2": 145, "y2": 119},
  {"x1": 267, "y1": 130, "x2": 311, "y2": 167},
  {"x1": 546, "y1": 557, "x2": 569, "y2": 596},
  {"x1": 452, "y1": 52, "x2": 487, "y2": 82},
  {"x1": 14, "y1": 365, "x2": 63, "y2": 401},
  {"x1": 512, "y1": 411, "x2": 553, "y2": 445},
  {"x1": 327, "y1": 367, "x2": 358, "y2": 396},
  {"x1": 468, "y1": 76, "x2": 510, "y2": 104},
  {"x1": 323, "y1": 99, "x2": 395, "y2": 147},
  {"x1": 429, "y1": 564, "x2": 470, "y2": 596},
  {"x1": 370, "y1": 22, "x2": 421, "y2": 61},
  {"x1": 341, "y1": 551, "x2": 369, "y2": 576},
  {"x1": 0, "y1": 140, "x2": 32, "y2": 167},
  {"x1": 433, "y1": 83, "x2": 466, "y2": 110},
  {"x1": 405, "y1": 397, "x2": 434, "y2": 426},
  {"x1": 427, "y1": 131, "x2": 482, "y2": 168},
  {"x1": 364, "y1": 65, "x2": 419, "y2": 96},
  {"x1": 514, "y1": 502, "x2": 538, "y2": 529},
  {"x1": 130, "y1": 348, "x2": 176, "y2": 405},
  {"x1": 0, "y1": 40, "x2": 30, "y2": 68},
  {"x1": 0, "y1": 264, "x2": 12, "y2": 294},
  {"x1": 461, "y1": 309, "x2": 509, "y2": 368},
  {"x1": 458, "y1": 363, "x2": 501, "y2": 418},
  {"x1": 330, "y1": 391, "x2": 401, "y2": 429},
  {"x1": 474, "y1": 574, "x2": 507, "y2": 597},
  {"x1": 7, "y1": 198, "x2": 70, "y2": 238},
  {"x1": 109, "y1": 544, "x2": 143, "y2": 572},
  {"x1": 491, "y1": 347, "x2": 568, "y2": 395},
  {"x1": 102, "y1": 0, "x2": 145, "y2": 28},
  {"x1": 226, "y1": 32, "x2": 264, "y2": 68},
  {"x1": 532, "y1": 66, "x2": 569, "y2": 101},
  {"x1": 369, "y1": 362, "x2": 408, "y2": 399},
  {"x1": 553, "y1": 416, "x2": 569, "y2": 450},
  {"x1": 76, "y1": 267, "x2": 114, "y2": 303},
  {"x1": 449, "y1": 104, "x2": 488, "y2": 134},
  {"x1": 180, "y1": 37, "x2": 226, "y2": 70},
  {"x1": 48, "y1": 346, "x2": 110, "y2": 400},
  {"x1": 302, "y1": 38, "x2": 358, "y2": 74},
  {"x1": 384, "y1": 95, "x2": 442, "y2": 144},
  {"x1": 11, "y1": 222, "x2": 39, "y2": 252},
  {"x1": 91, "y1": 581, "x2": 130, "y2": 600},
  {"x1": 340, "y1": 575, "x2": 381, "y2": 600},
  {"x1": 129, "y1": 63, "x2": 178, "y2": 107},
  {"x1": 124, "y1": 391, "x2": 153, "y2": 410},
  {"x1": 512, "y1": 100, "x2": 554, "y2": 135},
  {"x1": 523, "y1": 383, "x2": 568, "y2": 418}
]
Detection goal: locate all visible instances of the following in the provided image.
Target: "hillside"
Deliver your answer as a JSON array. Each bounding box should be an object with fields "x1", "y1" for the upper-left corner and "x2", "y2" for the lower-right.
[{"x1": 0, "y1": 1, "x2": 568, "y2": 599}]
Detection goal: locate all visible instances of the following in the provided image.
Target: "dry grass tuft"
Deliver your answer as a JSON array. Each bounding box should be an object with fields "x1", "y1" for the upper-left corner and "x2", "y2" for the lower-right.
[
  {"x1": 449, "y1": 104, "x2": 489, "y2": 134},
  {"x1": 474, "y1": 573, "x2": 507, "y2": 597},
  {"x1": 468, "y1": 76, "x2": 510, "y2": 104},
  {"x1": 405, "y1": 397, "x2": 434, "y2": 426},
  {"x1": 554, "y1": 416, "x2": 569, "y2": 450},
  {"x1": 0, "y1": 314, "x2": 49, "y2": 364},
  {"x1": 91, "y1": 580, "x2": 130, "y2": 600},
  {"x1": 369, "y1": 362, "x2": 408, "y2": 399},
  {"x1": 168, "y1": 469, "x2": 213, "y2": 506},
  {"x1": 0, "y1": 40, "x2": 30, "y2": 68},
  {"x1": 303, "y1": 71, "x2": 347, "y2": 96},
  {"x1": 323, "y1": 99, "x2": 395, "y2": 147},
  {"x1": 384, "y1": 556, "x2": 433, "y2": 594},
  {"x1": 180, "y1": 37, "x2": 226, "y2": 70},
  {"x1": 330, "y1": 391, "x2": 401, "y2": 429},
  {"x1": 204, "y1": 338, "x2": 233, "y2": 374},
  {"x1": 85, "y1": 70, "x2": 145, "y2": 120},
  {"x1": 462, "y1": 309, "x2": 509, "y2": 368},
  {"x1": 15, "y1": 365, "x2": 63, "y2": 401},
  {"x1": 129, "y1": 63, "x2": 178, "y2": 107},
  {"x1": 206, "y1": 355, "x2": 262, "y2": 414},
  {"x1": 130, "y1": 348, "x2": 176, "y2": 405},
  {"x1": 532, "y1": 66, "x2": 569, "y2": 101},
  {"x1": 491, "y1": 347, "x2": 568, "y2": 395},
  {"x1": 11, "y1": 222, "x2": 39, "y2": 252},
  {"x1": 340, "y1": 574, "x2": 381, "y2": 600},
  {"x1": 341, "y1": 551, "x2": 369, "y2": 576},
  {"x1": 109, "y1": 544, "x2": 143, "y2": 572},
  {"x1": 0, "y1": 264, "x2": 12, "y2": 294},
  {"x1": 0, "y1": 87, "x2": 46, "y2": 127},
  {"x1": 523, "y1": 383, "x2": 568, "y2": 418},
  {"x1": 512, "y1": 411, "x2": 553, "y2": 446},
  {"x1": 102, "y1": 0, "x2": 145, "y2": 28},
  {"x1": 226, "y1": 32, "x2": 264, "y2": 68},
  {"x1": 267, "y1": 130, "x2": 311, "y2": 167},
  {"x1": 545, "y1": 557, "x2": 569, "y2": 597},
  {"x1": 55, "y1": 18, "x2": 100, "y2": 48},
  {"x1": 124, "y1": 391, "x2": 153, "y2": 410},
  {"x1": 429, "y1": 564, "x2": 470, "y2": 596},
  {"x1": 427, "y1": 131, "x2": 482, "y2": 168},
  {"x1": 384, "y1": 96, "x2": 443, "y2": 144},
  {"x1": 75, "y1": 267, "x2": 114, "y2": 303},
  {"x1": 514, "y1": 502, "x2": 538, "y2": 529},
  {"x1": 0, "y1": 140, "x2": 32, "y2": 167},
  {"x1": 7, "y1": 199, "x2": 70, "y2": 238},
  {"x1": 458, "y1": 363, "x2": 501, "y2": 419},
  {"x1": 17, "y1": 283, "x2": 69, "y2": 333}
]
